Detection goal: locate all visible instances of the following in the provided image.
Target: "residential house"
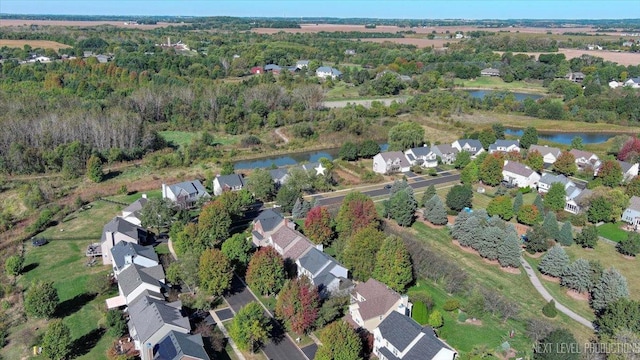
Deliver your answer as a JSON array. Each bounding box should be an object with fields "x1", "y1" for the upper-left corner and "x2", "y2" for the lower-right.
[
  {"x1": 296, "y1": 60, "x2": 309, "y2": 69},
  {"x1": 502, "y1": 161, "x2": 541, "y2": 188},
  {"x1": 480, "y1": 68, "x2": 500, "y2": 77},
  {"x1": 622, "y1": 196, "x2": 640, "y2": 228},
  {"x1": 488, "y1": 140, "x2": 520, "y2": 154},
  {"x1": 565, "y1": 187, "x2": 592, "y2": 215},
  {"x1": 569, "y1": 149, "x2": 601, "y2": 174},
  {"x1": 451, "y1": 139, "x2": 485, "y2": 158},
  {"x1": 109, "y1": 264, "x2": 166, "y2": 307},
  {"x1": 529, "y1": 145, "x2": 562, "y2": 165},
  {"x1": 373, "y1": 151, "x2": 411, "y2": 174},
  {"x1": 101, "y1": 217, "x2": 151, "y2": 265},
  {"x1": 162, "y1": 180, "x2": 210, "y2": 209},
  {"x1": 566, "y1": 71, "x2": 586, "y2": 83},
  {"x1": 624, "y1": 77, "x2": 640, "y2": 88},
  {"x1": 269, "y1": 225, "x2": 320, "y2": 261},
  {"x1": 121, "y1": 194, "x2": 148, "y2": 226},
  {"x1": 404, "y1": 146, "x2": 437, "y2": 168},
  {"x1": 586, "y1": 44, "x2": 603, "y2": 50},
  {"x1": 609, "y1": 80, "x2": 623, "y2": 89},
  {"x1": 373, "y1": 311, "x2": 457, "y2": 360},
  {"x1": 251, "y1": 208, "x2": 294, "y2": 247},
  {"x1": 619, "y1": 160, "x2": 639, "y2": 182},
  {"x1": 538, "y1": 173, "x2": 574, "y2": 193},
  {"x1": 623, "y1": 41, "x2": 635, "y2": 47},
  {"x1": 153, "y1": 331, "x2": 210, "y2": 360},
  {"x1": 296, "y1": 247, "x2": 350, "y2": 297},
  {"x1": 213, "y1": 174, "x2": 245, "y2": 196},
  {"x1": 110, "y1": 242, "x2": 159, "y2": 275},
  {"x1": 316, "y1": 66, "x2": 342, "y2": 80},
  {"x1": 250, "y1": 66, "x2": 264, "y2": 74},
  {"x1": 348, "y1": 278, "x2": 412, "y2": 332},
  {"x1": 127, "y1": 296, "x2": 190, "y2": 360},
  {"x1": 431, "y1": 144, "x2": 459, "y2": 165},
  {"x1": 95, "y1": 54, "x2": 109, "y2": 63},
  {"x1": 269, "y1": 168, "x2": 290, "y2": 187},
  {"x1": 264, "y1": 64, "x2": 282, "y2": 74}
]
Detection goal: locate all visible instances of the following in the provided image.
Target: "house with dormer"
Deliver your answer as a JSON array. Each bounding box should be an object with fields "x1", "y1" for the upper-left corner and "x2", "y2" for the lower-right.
[
  {"x1": 565, "y1": 187, "x2": 592, "y2": 215},
  {"x1": 162, "y1": 180, "x2": 210, "y2": 209},
  {"x1": 488, "y1": 140, "x2": 520, "y2": 154},
  {"x1": 348, "y1": 278, "x2": 412, "y2": 333},
  {"x1": 110, "y1": 242, "x2": 159, "y2": 276},
  {"x1": 451, "y1": 139, "x2": 484, "y2": 158},
  {"x1": 296, "y1": 247, "x2": 349, "y2": 298},
  {"x1": 405, "y1": 146, "x2": 437, "y2": 168},
  {"x1": 373, "y1": 311, "x2": 456, "y2": 360},
  {"x1": 431, "y1": 144, "x2": 459, "y2": 165},
  {"x1": 569, "y1": 149, "x2": 601, "y2": 174},
  {"x1": 101, "y1": 217, "x2": 151, "y2": 265},
  {"x1": 373, "y1": 151, "x2": 411, "y2": 174},
  {"x1": 121, "y1": 194, "x2": 148, "y2": 226}
]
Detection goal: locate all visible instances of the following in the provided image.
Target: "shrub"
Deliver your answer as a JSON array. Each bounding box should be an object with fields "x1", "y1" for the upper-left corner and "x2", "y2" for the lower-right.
[
  {"x1": 457, "y1": 312, "x2": 468, "y2": 322},
  {"x1": 428, "y1": 310, "x2": 444, "y2": 328},
  {"x1": 240, "y1": 135, "x2": 262, "y2": 147},
  {"x1": 443, "y1": 299, "x2": 461, "y2": 312},
  {"x1": 542, "y1": 300, "x2": 557, "y2": 318},
  {"x1": 617, "y1": 233, "x2": 640, "y2": 256}
]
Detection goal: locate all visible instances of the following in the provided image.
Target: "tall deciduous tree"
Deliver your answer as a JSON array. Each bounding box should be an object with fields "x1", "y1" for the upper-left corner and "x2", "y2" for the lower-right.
[
  {"x1": 24, "y1": 281, "x2": 59, "y2": 319},
  {"x1": 520, "y1": 127, "x2": 539, "y2": 149},
  {"x1": 597, "y1": 160, "x2": 623, "y2": 187},
  {"x1": 373, "y1": 236, "x2": 414, "y2": 292},
  {"x1": 304, "y1": 206, "x2": 334, "y2": 246},
  {"x1": 335, "y1": 192, "x2": 379, "y2": 238},
  {"x1": 561, "y1": 258, "x2": 592, "y2": 293},
  {"x1": 525, "y1": 225, "x2": 551, "y2": 254},
  {"x1": 358, "y1": 140, "x2": 380, "y2": 158},
  {"x1": 387, "y1": 121, "x2": 424, "y2": 151},
  {"x1": 198, "y1": 249, "x2": 233, "y2": 297},
  {"x1": 42, "y1": 319, "x2": 72, "y2": 360},
  {"x1": 276, "y1": 184, "x2": 302, "y2": 213},
  {"x1": 525, "y1": 150, "x2": 544, "y2": 172},
  {"x1": 518, "y1": 204, "x2": 540, "y2": 226},
  {"x1": 315, "y1": 321, "x2": 363, "y2": 360},
  {"x1": 617, "y1": 137, "x2": 640, "y2": 162},
  {"x1": 222, "y1": 233, "x2": 253, "y2": 270},
  {"x1": 626, "y1": 176, "x2": 640, "y2": 197},
  {"x1": 342, "y1": 227, "x2": 385, "y2": 281},
  {"x1": 460, "y1": 162, "x2": 479, "y2": 184},
  {"x1": 446, "y1": 185, "x2": 473, "y2": 212},
  {"x1": 246, "y1": 247, "x2": 286, "y2": 296},
  {"x1": 591, "y1": 268, "x2": 629, "y2": 312},
  {"x1": 554, "y1": 151, "x2": 577, "y2": 176},
  {"x1": 575, "y1": 224, "x2": 598, "y2": 249},
  {"x1": 558, "y1": 221, "x2": 574, "y2": 246},
  {"x1": 487, "y1": 195, "x2": 514, "y2": 221},
  {"x1": 246, "y1": 168, "x2": 276, "y2": 201},
  {"x1": 198, "y1": 200, "x2": 232, "y2": 247},
  {"x1": 339, "y1": 141, "x2": 358, "y2": 161},
  {"x1": 139, "y1": 197, "x2": 176, "y2": 234},
  {"x1": 479, "y1": 154, "x2": 503, "y2": 186},
  {"x1": 453, "y1": 150, "x2": 471, "y2": 169},
  {"x1": 538, "y1": 245, "x2": 570, "y2": 278},
  {"x1": 275, "y1": 277, "x2": 320, "y2": 335},
  {"x1": 228, "y1": 302, "x2": 272, "y2": 353},
  {"x1": 545, "y1": 183, "x2": 566, "y2": 212}
]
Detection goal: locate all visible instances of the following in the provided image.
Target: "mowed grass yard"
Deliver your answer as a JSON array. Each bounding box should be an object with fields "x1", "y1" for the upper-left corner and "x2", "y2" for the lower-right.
[
  {"x1": 2, "y1": 200, "x2": 124, "y2": 360},
  {"x1": 596, "y1": 222, "x2": 629, "y2": 242}
]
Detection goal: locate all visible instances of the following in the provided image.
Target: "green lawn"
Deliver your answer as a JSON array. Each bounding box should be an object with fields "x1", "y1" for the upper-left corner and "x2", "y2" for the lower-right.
[
  {"x1": 325, "y1": 83, "x2": 360, "y2": 100},
  {"x1": 456, "y1": 77, "x2": 547, "y2": 93},
  {"x1": 597, "y1": 222, "x2": 629, "y2": 242},
  {"x1": 105, "y1": 189, "x2": 162, "y2": 204}
]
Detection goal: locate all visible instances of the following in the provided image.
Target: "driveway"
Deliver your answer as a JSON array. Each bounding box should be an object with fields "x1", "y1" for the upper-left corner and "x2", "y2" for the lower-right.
[{"x1": 224, "y1": 275, "x2": 309, "y2": 360}]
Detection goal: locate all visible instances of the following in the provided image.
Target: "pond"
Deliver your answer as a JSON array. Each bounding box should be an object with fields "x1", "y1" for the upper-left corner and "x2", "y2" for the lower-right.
[
  {"x1": 466, "y1": 90, "x2": 543, "y2": 102},
  {"x1": 234, "y1": 143, "x2": 389, "y2": 170},
  {"x1": 504, "y1": 128, "x2": 622, "y2": 145}
]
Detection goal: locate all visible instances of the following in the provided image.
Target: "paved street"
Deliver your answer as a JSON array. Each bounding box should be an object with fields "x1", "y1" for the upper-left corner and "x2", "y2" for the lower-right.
[{"x1": 224, "y1": 275, "x2": 309, "y2": 360}]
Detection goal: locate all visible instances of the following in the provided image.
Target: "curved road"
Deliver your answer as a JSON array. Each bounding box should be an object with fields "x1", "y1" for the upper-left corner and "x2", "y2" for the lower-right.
[{"x1": 520, "y1": 257, "x2": 594, "y2": 329}]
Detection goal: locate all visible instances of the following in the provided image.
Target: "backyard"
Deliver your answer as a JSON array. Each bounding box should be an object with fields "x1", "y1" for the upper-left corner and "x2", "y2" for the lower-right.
[{"x1": 596, "y1": 222, "x2": 629, "y2": 242}]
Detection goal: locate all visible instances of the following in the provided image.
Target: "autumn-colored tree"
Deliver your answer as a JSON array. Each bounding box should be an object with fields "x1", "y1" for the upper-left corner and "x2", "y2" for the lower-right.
[
  {"x1": 335, "y1": 192, "x2": 379, "y2": 238},
  {"x1": 315, "y1": 321, "x2": 363, "y2": 360},
  {"x1": 342, "y1": 226, "x2": 386, "y2": 281},
  {"x1": 617, "y1": 137, "x2": 640, "y2": 162},
  {"x1": 198, "y1": 200, "x2": 232, "y2": 247},
  {"x1": 554, "y1": 151, "x2": 577, "y2": 176},
  {"x1": 518, "y1": 204, "x2": 540, "y2": 226},
  {"x1": 373, "y1": 236, "x2": 414, "y2": 292},
  {"x1": 479, "y1": 154, "x2": 504, "y2": 186},
  {"x1": 626, "y1": 176, "x2": 640, "y2": 197},
  {"x1": 597, "y1": 160, "x2": 623, "y2": 187},
  {"x1": 275, "y1": 277, "x2": 320, "y2": 335},
  {"x1": 525, "y1": 150, "x2": 544, "y2": 172},
  {"x1": 198, "y1": 249, "x2": 233, "y2": 297},
  {"x1": 246, "y1": 247, "x2": 286, "y2": 296},
  {"x1": 304, "y1": 206, "x2": 334, "y2": 246},
  {"x1": 487, "y1": 195, "x2": 514, "y2": 221}
]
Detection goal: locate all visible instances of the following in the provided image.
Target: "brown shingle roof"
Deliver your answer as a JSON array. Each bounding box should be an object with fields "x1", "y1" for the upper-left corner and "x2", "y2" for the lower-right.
[
  {"x1": 271, "y1": 225, "x2": 314, "y2": 261},
  {"x1": 503, "y1": 161, "x2": 535, "y2": 177},
  {"x1": 353, "y1": 279, "x2": 402, "y2": 321},
  {"x1": 569, "y1": 149, "x2": 597, "y2": 160},
  {"x1": 271, "y1": 226, "x2": 299, "y2": 250}
]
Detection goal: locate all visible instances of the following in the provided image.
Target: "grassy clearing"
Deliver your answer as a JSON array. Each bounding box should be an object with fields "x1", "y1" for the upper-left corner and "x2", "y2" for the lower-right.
[
  {"x1": 159, "y1": 131, "x2": 238, "y2": 148},
  {"x1": 325, "y1": 83, "x2": 360, "y2": 100},
  {"x1": 105, "y1": 189, "x2": 162, "y2": 204},
  {"x1": 0, "y1": 39, "x2": 72, "y2": 50},
  {"x1": 456, "y1": 77, "x2": 546, "y2": 93},
  {"x1": 596, "y1": 222, "x2": 628, "y2": 242}
]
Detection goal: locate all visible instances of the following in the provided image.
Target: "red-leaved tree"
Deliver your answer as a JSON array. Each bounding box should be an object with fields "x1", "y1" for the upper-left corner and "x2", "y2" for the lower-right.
[
  {"x1": 618, "y1": 137, "x2": 640, "y2": 162},
  {"x1": 275, "y1": 277, "x2": 319, "y2": 335},
  {"x1": 335, "y1": 192, "x2": 380, "y2": 238},
  {"x1": 304, "y1": 206, "x2": 334, "y2": 246}
]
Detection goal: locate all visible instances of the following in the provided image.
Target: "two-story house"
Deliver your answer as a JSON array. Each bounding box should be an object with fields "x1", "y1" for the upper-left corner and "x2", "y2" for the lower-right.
[
  {"x1": 110, "y1": 242, "x2": 159, "y2": 276},
  {"x1": 565, "y1": 187, "x2": 592, "y2": 215},
  {"x1": 622, "y1": 196, "x2": 640, "y2": 229},
  {"x1": 213, "y1": 174, "x2": 245, "y2": 196},
  {"x1": 405, "y1": 146, "x2": 438, "y2": 168},
  {"x1": 373, "y1": 151, "x2": 411, "y2": 174},
  {"x1": 348, "y1": 278, "x2": 412, "y2": 332},
  {"x1": 101, "y1": 217, "x2": 151, "y2": 265},
  {"x1": 153, "y1": 331, "x2": 210, "y2": 360},
  {"x1": 251, "y1": 208, "x2": 294, "y2": 247},
  {"x1": 162, "y1": 180, "x2": 210, "y2": 208},
  {"x1": 528, "y1": 145, "x2": 562, "y2": 166},
  {"x1": 502, "y1": 161, "x2": 541, "y2": 188},
  {"x1": 373, "y1": 311, "x2": 457, "y2": 360},
  {"x1": 538, "y1": 173, "x2": 574, "y2": 193},
  {"x1": 488, "y1": 140, "x2": 520, "y2": 154},
  {"x1": 569, "y1": 149, "x2": 601, "y2": 174},
  {"x1": 108, "y1": 263, "x2": 166, "y2": 308},
  {"x1": 431, "y1": 145, "x2": 459, "y2": 165},
  {"x1": 121, "y1": 194, "x2": 148, "y2": 226},
  {"x1": 316, "y1": 66, "x2": 342, "y2": 80},
  {"x1": 451, "y1": 139, "x2": 484, "y2": 158},
  {"x1": 296, "y1": 247, "x2": 350, "y2": 298}
]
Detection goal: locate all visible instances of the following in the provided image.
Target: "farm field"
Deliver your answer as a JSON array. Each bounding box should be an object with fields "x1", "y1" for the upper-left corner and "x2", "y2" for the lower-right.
[
  {"x1": 0, "y1": 39, "x2": 72, "y2": 50},
  {"x1": 0, "y1": 19, "x2": 186, "y2": 28},
  {"x1": 494, "y1": 49, "x2": 640, "y2": 66},
  {"x1": 357, "y1": 37, "x2": 458, "y2": 48}
]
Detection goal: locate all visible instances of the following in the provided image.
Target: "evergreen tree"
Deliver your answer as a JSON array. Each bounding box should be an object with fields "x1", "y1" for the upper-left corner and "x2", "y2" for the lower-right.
[
  {"x1": 456, "y1": 214, "x2": 483, "y2": 248},
  {"x1": 534, "y1": 329, "x2": 579, "y2": 360},
  {"x1": 425, "y1": 195, "x2": 448, "y2": 225},
  {"x1": 561, "y1": 259, "x2": 592, "y2": 293},
  {"x1": 421, "y1": 185, "x2": 436, "y2": 207},
  {"x1": 446, "y1": 185, "x2": 473, "y2": 212},
  {"x1": 42, "y1": 320, "x2": 72, "y2": 360},
  {"x1": 558, "y1": 221, "x2": 574, "y2": 246},
  {"x1": 545, "y1": 183, "x2": 566, "y2": 212},
  {"x1": 513, "y1": 191, "x2": 523, "y2": 213},
  {"x1": 5, "y1": 254, "x2": 24, "y2": 277},
  {"x1": 86, "y1": 154, "x2": 103, "y2": 183},
  {"x1": 477, "y1": 226, "x2": 503, "y2": 260},
  {"x1": 538, "y1": 245, "x2": 570, "y2": 278},
  {"x1": 342, "y1": 227, "x2": 386, "y2": 281},
  {"x1": 373, "y1": 236, "x2": 414, "y2": 292},
  {"x1": 591, "y1": 268, "x2": 630, "y2": 312},
  {"x1": 617, "y1": 232, "x2": 640, "y2": 256},
  {"x1": 24, "y1": 281, "x2": 59, "y2": 319},
  {"x1": 388, "y1": 187, "x2": 417, "y2": 227},
  {"x1": 525, "y1": 225, "x2": 551, "y2": 253},
  {"x1": 291, "y1": 197, "x2": 305, "y2": 219},
  {"x1": 533, "y1": 194, "x2": 545, "y2": 216},
  {"x1": 520, "y1": 127, "x2": 539, "y2": 149},
  {"x1": 451, "y1": 210, "x2": 472, "y2": 240},
  {"x1": 498, "y1": 231, "x2": 522, "y2": 268},
  {"x1": 542, "y1": 212, "x2": 560, "y2": 242},
  {"x1": 575, "y1": 224, "x2": 598, "y2": 249},
  {"x1": 542, "y1": 299, "x2": 558, "y2": 318}
]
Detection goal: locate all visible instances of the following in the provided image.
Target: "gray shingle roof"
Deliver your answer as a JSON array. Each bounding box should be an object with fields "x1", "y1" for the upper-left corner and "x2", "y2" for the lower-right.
[
  {"x1": 118, "y1": 264, "x2": 165, "y2": 297},
  {"x1": 489, "y1": 140, "x2": 519, "y2": 151},
  {"x1": 432, "y1": 144, "x2": 458, "y2": 155},
  {"x1": 456, "y1": 139, "x2": 483, "y2": 150},
  {"x1": 101, "y1": 217, "x2": 149, "y2": 244},
  {"x1": 618, "y1": 160, "x2": 635, "y2": 173},
  {"x1": 409, "y1": 146, "x2": 432, "y2": 157},
  {"x1": 168, "y1": 180, "x2": 209, "y2": 198},
  {"x1": 154, "y1": 331, "x2": 209, "y2": 360},
  {"x1": 378, "y1": 151, "x2": 411, "y2": 168},
  {"x1": 128, "y1": 297, "x2": 190, "y2": 346},
  {"x1": 377, "y1": 311, "x2": 422, "y2": 351},
  {"x1": 298, "y1": 247, "x2": 332, "y2": 276},
  {"x1": 529, "y1": 145, "x2": 561, "y2": 160},
  {"x1": 404, "y1": 327, "x2": 452, "y2": 360},
  {"x1": 503, "y1": 161, "x2": 535, "y2": 177},
  {"x1": 123, "y1": 197, "x2": 148, "y2": 214},
  {"x1": 539, "y1": 173, "x2": 569, "y2": 186},
  {"x1": 110, "y1": 242, "x2": 158, "y2": 271},
  {"x1": 628, "y1": 196, "x2": 640, "y2": 212},
  {"x1": 265, "y1": 64, "x2": 282, "y2": 71},
  {"x1": 316, "y1": 66, "x2": 342, "y2": 76},
  {"x1": 254, "y1": 209, "x2": 284, "y2": 233},
  {"x1": 269, "y1": 168, "x2": 289, "y2": 182},
  {"x1": 215, "y1": 174, "x2": 245, "y2": 188}
]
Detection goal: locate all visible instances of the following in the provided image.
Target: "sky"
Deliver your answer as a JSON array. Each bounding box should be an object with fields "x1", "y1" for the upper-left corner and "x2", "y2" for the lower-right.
[{"x1": 1, "y1": 0, "x2": 639, "y2": 20}]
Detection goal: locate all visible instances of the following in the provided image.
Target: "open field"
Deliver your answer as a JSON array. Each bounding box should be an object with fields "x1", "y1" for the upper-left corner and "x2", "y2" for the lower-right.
[
  {"x1": 357, "y1": 37, "x2": 458, "y2": 48},
  {"x1": 0, "y1": 39, "x2": 72, "y2": 50},
  {"x1": 0, "y1": 19, "x2": 186, "y2": 29},
  {"x1": 495, "y1": 49, "x2": 640, "y2": 66},
  {"x1": 456, "y1": 77, "x2": 547, "y2": 93}
]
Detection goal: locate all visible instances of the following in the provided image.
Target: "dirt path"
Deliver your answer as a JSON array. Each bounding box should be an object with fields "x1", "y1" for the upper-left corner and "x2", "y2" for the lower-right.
[{"x1": 275, "y1": 127, "x2": 290, "y2": 144}]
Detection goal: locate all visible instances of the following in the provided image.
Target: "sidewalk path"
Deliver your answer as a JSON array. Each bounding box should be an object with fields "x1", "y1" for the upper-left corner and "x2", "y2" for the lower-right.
[{"x1": 520, "y1": 257, "x2": 594, "y2": 330}]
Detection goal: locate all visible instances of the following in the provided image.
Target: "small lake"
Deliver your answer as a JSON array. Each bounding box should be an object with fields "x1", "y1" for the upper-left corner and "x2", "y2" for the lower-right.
[
  {"x1": 505, "y1": 129, "x2": 620, "y2": 145},
  {"x1": 466, "y1": 90, "x2": 543, "y2": 102},
  {"x1": 234, "y1": 143, "x2": 389, "y2": 170}
]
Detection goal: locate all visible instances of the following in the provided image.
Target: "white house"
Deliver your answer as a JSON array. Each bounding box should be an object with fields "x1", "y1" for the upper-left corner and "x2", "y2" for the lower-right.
[
  {"x1": 488, "y1": 139, "x2": 520, "y2": 154},
  {"x1": 502, "y1": 161, "x2": 541, "y2": 188},
  {"x1": 373, "y1": 151, "x2": 411, "y2": 174},
  {"x1": 451, "y1": 139, "x2": 484, "y2": 158},
  {"x1": 565, "y1": 187, "x2": 592, "y2": 215},
  {"x1": 106, "y1": 263, "x2": 165, "y2": 308},
  {"x1": 121, "y1": 194, "x2": 148, "y2": 226},
  {"x1": 405, "y1": 146, "x2": 437, "y2": 168},
  {"x1": 569, "y1": 149, "x2": 601, "y2": 174},
  {"x1": 538, "y1": 173, "x2": 574, "y2": 193},
  {"x1": 110, "y1": 242, "x2": 159, "y2": 275},
  {"x1": 316, "y1": 66, "x2": 342, "y2": 80},
  {"x1": 624, "y1": 77, "x2": 640, "y2": 89},
  {"x1": 213, "y1": 174, "x2": 245, "y2": 196},
  {"x1": 373, "y1": 311, "x2": 456, "y2": 360},
  {"x1": 619, "y1": 160, "x2": 639, "y2": 182},
  {"x1": 529, "y1": 145, "x2": 562, "y2": 165},
  {"x1": 162, "y1": 180, "x2": 210, "y2": 208},
  {"x1": 609, "y1": 80, "x2": 623, "y2": 89},
  {"x1": 480, "y1": 68, "x2": 500, "y2": 77},
  {"x1": 622, "y1": 196, "x2": 640, "y2": 228},
  {"x1": 296, "y1": 247, "x2": 350, "y2": 298},
  {"x1": 100, "y1": 217, "x2": 151, "y2": 265},
  {"x1": 296, "y1": 60, "x2": 309, "y2": 69},
  {"x1": 348, "y1": 278, "x2": 412, "y2": 333},
  {"x1": 431, "y1": 144, "x2": 458, "y2": 165}
]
